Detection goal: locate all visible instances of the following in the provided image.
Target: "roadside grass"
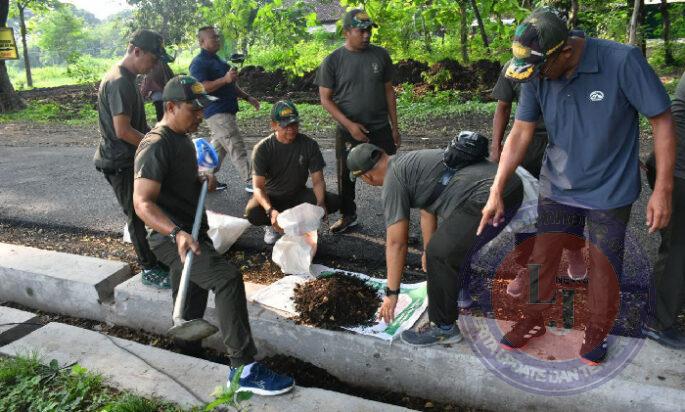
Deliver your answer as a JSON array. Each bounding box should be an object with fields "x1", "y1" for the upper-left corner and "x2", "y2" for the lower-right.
[
  {"x1": 0, "y1": 355, "x2": 191, "y2": 412},
  {"x1": 0, "y1": 101, "x2": 158, "y2": 127}
]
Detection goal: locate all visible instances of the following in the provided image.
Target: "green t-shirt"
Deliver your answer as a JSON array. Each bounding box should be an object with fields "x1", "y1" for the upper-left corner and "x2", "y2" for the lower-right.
[
  {"x1": 94, "y1": 65, "x2": 149, "y2": 170},
  {"x1": 314, "y1": 44, "x2": 393, "y2": 131},
  {"x1": 672, "y1": 70, "x2": 685, "y2": 179},
  {"x1": 381, "y1": 149, "x2": 521, "y2": 227},
  {"x1": 252, "y1": 133, "x2": 326, "y2": 197},
  {"x1": 134, "y1": 125, "x2": 208, "y2": 237}
]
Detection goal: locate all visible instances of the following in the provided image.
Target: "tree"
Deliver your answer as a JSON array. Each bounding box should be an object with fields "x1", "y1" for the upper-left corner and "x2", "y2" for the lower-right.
[
  {"x1": 628, "y1": 0, "x2": 642, "y2": 46},
  {"x1": 659, "y1": 0, "x2": 673, "y2": 65},
  {"x1": 0, "y1": 0, "x2": 25, "y2": 112},
  {"x1": 11, "y1": 0, "x2": 56, "y2": 88},
  {"x1": 30, "y1": 4, "x2": 87, "y2": 64},
  {"x1": 127, "y1": 0, "x2": 209, "y2": 47},
  {"x1": 470, "y1": 0, "x2": 489, "y2": 50}
]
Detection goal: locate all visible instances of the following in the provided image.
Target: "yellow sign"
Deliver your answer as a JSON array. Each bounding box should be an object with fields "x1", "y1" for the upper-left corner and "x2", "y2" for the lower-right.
[{"x1": 0, "y1": 27, "x2": 19, "y2": 60}]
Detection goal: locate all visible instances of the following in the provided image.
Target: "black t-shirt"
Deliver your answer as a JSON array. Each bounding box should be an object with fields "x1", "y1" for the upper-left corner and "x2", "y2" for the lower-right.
[
  {"x1": 314, "y1": 45, "x2": 393, "y2": 131},
  {"x1": 491, "y1": 62, "x2": 547, "y2": 139},
  {"x1": 134, "y1": 125, "x2": 208, "y2": 236},
  {"x1": 94, "y1": 65, "x2": 149, "y2": 169},
  {"x1": 252, "y1": 133, "x2": 326, "y2": 197}
]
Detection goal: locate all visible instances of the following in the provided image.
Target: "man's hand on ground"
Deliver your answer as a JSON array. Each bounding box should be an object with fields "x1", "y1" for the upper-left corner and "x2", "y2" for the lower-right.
[
  {"x1": 176, "y1": 231, "x2": 201, "y2": 263},
  {"x1": 478, "y1": 192, "x2": 505, "y2": 236},
  {"x1": 347, "y1": 122, "x2": 369, "y2": 142},
  {"x1": 646, "y1": 189, "x2": 672, "y2": 233},
  {"x1": 379, "y1": 295, "x2": 398, "y2": 324}
]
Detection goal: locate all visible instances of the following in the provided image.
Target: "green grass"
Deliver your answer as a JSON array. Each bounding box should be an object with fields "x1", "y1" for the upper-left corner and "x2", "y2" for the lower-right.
[
  {"x1": 0, "y1": 355, "x2": 190, "y2": 412},
  {"x1": 0, "y1": 100, "x2": 158, "y2": 127}
]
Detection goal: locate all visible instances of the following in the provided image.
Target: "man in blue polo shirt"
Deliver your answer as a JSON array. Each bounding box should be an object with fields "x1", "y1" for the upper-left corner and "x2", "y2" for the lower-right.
[
  {"x1": 478, "y1": 8, "x2": 677, "y2": 365},
  {"x1": 190, "y1": 26, "x2": 260, "y2": 193}
]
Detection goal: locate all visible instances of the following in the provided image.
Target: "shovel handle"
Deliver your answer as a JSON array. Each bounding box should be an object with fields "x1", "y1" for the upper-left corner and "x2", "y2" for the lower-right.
[{"x1": 172, "y1": 180, "x2": 208, "y2": 324}]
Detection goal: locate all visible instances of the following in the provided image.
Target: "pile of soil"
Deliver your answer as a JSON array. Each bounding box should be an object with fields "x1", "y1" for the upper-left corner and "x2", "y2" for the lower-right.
[
  {"x1": 18, "y1": 83, "x2": 99, "y2": 118},
  {"x1": 427, "y1": 59, "x2": 479, "y2": 91},
  {"x1": 471, "y1": 59, "x2": 502, "y2": 90},
  {"x1": 393, "y1": 59, "x2": 430, "y2": 85},
  {"x1": 237, "y1": 65, "x2": 290, "y2": 101},
  {"x1": 293, "y1": 272, "x2": 381, "y2": 329}
]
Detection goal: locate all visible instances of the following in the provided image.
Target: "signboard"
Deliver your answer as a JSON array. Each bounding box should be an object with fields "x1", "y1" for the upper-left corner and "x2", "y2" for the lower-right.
[
  {"x1": 0, "y1": 27, "x2": 19, "y2": 60},
  {"x1": 645, "y1": 0, "x2": 685, "y2": 4}
]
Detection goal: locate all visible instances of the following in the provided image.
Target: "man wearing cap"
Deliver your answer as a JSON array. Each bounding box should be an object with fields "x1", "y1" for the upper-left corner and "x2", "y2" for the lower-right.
[
  {"x1": 94, "y1": 29, "x2": 172, "y2": 289},
  {"x1": 491, "y1": 60, "x2": 587, "y2": 298},
  {"x1": 478, "y1": 7, "x2": 677, "y2": 364},
  {"x1": 244, "y1": 100, "x2": 341, "y2": 244},
  {"x1": 133, "y1": 75, "x2": 295, "y2": 395},
  {"x1": 347, "y1": 139, "x2": 522, "y2": 346},
  {"x1": 190, "y1": 26, "x2": 260, "y2": 193},
  {"x1": 315, "y1": 9, "x2": 400, "y2": 234}
]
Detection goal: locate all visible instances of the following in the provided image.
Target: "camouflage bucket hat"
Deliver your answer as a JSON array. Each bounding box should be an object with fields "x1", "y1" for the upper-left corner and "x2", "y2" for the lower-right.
[
  {"x1": 271, "y1": 100, "x2": 300, "y2": 127},
  {"x1": 505, "y1": 7, "x2": 568, "y2": 82}
]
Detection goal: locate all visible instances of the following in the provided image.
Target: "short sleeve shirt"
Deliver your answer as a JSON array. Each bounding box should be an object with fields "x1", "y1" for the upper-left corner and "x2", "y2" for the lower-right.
[
  {"x1": 94, "y1": 65, "x2": 149, "y2": 169},
  {"x1": 381, "y1": 150, "x2": 520, "y2": 227},
  {"x1": 189, "y1": 49, "x2": 239, "y2": 118},
  {"x1": 252, "y1": 133, "x2": 326, "y2": 197},
  {"x1": 515, "y1": 38, "x2": 671, "y2": 209},
  {"x1": 314, "y1": 45, "x2": 393, "y2": 131},
  {"x1": 134, "y1": 125, "x2": 208, "y2": 236},
  {"x1": 672, "y1": 71, "x2": 685, "y2": 179}
]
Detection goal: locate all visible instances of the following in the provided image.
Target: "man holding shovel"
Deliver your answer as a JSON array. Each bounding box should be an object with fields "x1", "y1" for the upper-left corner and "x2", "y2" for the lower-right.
[{"x1": 133, "y1": 75, "x2": 294, "y2": 395}]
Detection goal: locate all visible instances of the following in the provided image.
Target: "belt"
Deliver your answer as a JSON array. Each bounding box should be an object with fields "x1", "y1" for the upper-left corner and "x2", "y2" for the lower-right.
[{"x1": 96, "y1": 166, "x2": 130, "y2": 175}]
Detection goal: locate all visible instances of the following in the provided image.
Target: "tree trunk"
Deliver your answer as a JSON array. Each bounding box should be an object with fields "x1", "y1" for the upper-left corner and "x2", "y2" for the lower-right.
[
  {"x1": 628, "y1": 0, "x2": 641, "y2": 46},
  {"x1": 0, "y1": 0, "x2": 26, "y2": 112},
  {"x1": 660, "y1": 0, "x2": 673, "y2": 65},
  {"x1": 18, "y1": 3, "x2": 32, "y2": 88},
  {"x1": 469, "y1": 0, "x2": 489, "y2": 49},
  {"x1": 568, "y1": 0, "x2": 579, "y2": 29},
  {"x1": 459, "y1": 0, "x2": 469, "y2": 63}
]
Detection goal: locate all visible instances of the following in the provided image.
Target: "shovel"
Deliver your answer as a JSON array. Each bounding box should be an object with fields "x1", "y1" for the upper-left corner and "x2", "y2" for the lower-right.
[{"x1": 168, "y1": 138, "x2": 220, "y2": 341}]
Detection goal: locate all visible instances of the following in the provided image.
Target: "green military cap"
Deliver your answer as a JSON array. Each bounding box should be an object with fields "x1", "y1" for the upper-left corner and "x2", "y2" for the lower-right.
[
  {"x1": 342, "y1": 9, "x2": 378, "y2": 30},
  {"x1": 271, "y1": 100, "x2": 300, "y2": 127},
  {"x1": 347, "y1": 143, "x2": 383, "y2": 181},
  {"x1": 130, "y1": 29, "x2": 172, "y2": 62},
  {"x1": 505, "y1": 7, "x2": 568, "y2": 82},
  {"x1": 162, "y1": 75, "x2": 217, "y2": 109}
]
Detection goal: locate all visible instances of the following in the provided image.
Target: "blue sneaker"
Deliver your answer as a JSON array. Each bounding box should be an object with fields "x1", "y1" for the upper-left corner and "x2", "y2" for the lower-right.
[
  {"x1": 401, "y1": 322, "x2": 463, "y2": 346},
  {"x1": 228, "y1": 363, "x2": 294, "y2": 396}
]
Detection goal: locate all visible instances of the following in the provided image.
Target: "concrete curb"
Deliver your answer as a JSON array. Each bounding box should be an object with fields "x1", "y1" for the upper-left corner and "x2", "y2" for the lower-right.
[
  {"x1": 0, "y1": 306, "x2": 41, "y2": 346},
  {"x1": 1, "y1": 242, "x2": 684, "y2": 411},
  {"x1": 0, "y1": 322, "x2": 411, "y2": 411}
]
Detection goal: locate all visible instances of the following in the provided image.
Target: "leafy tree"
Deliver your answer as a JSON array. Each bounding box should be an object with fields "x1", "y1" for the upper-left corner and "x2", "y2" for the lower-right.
[
  {"x1": 126, "y1": 0, "x2": 209, "y2": 47},
  {"x1": 10, "y1": 0, "x2": 57, "y2": 87},
  {"x1": 0, "y1": 0, "x2": 25, "y2": 112},
  {"x1": 29, "y1": 4, "x2": 88, "y2": 65}
]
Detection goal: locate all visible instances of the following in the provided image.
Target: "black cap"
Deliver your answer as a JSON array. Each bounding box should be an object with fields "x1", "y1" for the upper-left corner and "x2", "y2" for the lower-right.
[
  {"x1": 130, "y1": 29, "x2": 172, "y2": 62},
  {"x1": 162, "y1": 75, "x2": 218, "y2": 109},
  {"x1": 346, "y1": 143, "x2": 383, "y2": 181}
]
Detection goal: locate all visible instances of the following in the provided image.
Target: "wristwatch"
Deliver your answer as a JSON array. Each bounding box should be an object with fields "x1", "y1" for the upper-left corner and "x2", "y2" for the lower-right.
[
  {"x1": 168, "y1": 226, "x2": 182, "y2": 244},
  {"x1": 267, "y1": 208, "x2": 274, "y2": 219},
  {"x1": 384, "y1": 287, "x2": 400, "y2": 297}
]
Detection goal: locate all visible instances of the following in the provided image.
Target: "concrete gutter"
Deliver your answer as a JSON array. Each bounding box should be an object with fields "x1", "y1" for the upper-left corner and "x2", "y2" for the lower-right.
[{"x1": 1, "y1": 242, "x2": 683, "y2": 411}]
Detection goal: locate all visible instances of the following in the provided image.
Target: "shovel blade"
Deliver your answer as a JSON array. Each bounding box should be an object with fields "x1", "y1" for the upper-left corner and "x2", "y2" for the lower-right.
[{"x1": 168, "y1": 319, "x2": 218, "y2": 341}]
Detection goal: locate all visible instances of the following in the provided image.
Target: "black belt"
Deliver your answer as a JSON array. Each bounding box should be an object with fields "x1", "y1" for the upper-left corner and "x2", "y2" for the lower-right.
[{"x1": 96, "y1": 166, "x2": 130, "y2": 175}]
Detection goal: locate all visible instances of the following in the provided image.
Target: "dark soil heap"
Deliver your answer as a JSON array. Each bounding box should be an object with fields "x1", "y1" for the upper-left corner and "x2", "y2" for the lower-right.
[{"x1": 293, "y1": 272, "x2": 381, "y2": 330}]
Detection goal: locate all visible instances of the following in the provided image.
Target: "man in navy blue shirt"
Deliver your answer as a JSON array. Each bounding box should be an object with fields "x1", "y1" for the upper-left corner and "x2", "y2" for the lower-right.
[
  {"x1": 190, "y1": 26, "x2": 260, "y2": 193},
  {"x1": 478, "y1": 8, "x2": 677, "y2": 365}
]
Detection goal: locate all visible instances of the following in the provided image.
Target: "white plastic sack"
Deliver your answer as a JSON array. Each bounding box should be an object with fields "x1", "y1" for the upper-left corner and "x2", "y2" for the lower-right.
[
  {"x1": 206, "y1": 210, "x2": 251, "y2": 254},
  {"x1": 276, "y1": 203, "x2": 324, "y2": 236},
  {"x1": 272, "y1": 231, "x2": 318, "y2": 275},
  {"x1": 504, "y1": 166, "x2": 540, "y2": 234}
]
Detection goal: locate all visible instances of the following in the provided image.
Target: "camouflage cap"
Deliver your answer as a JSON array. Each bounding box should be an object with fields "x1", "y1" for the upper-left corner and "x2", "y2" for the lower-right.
[
  {"x1": 505, "y1": 7, "x2": 568, "y2": 82},
  {"x1": 343, "y1": 9, "x2": 378, "y2": 30},
  {"x1": 271, "y1": 100, "x2": 300, "y2": 127},
  {"x1": 162, "y1": 75, "x2": 217, "y2": 109}
]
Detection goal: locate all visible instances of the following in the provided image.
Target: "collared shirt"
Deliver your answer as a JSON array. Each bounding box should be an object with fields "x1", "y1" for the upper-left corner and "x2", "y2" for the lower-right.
[
  {"x1": 189, "y1": 49, "x2": 239, "y2": 118},
  {"x1": 516, "y1": 37, "x2": 671, "y2": 209}
]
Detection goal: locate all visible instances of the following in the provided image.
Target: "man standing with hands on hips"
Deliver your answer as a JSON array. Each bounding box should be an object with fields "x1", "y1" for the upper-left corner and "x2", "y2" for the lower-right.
[{"x1": 316, "y1": 9, "x2": 400, "y2": 233}]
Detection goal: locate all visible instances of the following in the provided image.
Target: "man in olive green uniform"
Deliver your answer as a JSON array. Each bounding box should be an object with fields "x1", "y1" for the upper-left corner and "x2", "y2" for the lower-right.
[
  {"x1": 94, "y1": 29, "x2": 172, "y2": 288},
  {"x1": 315, "y1": 9, "x2": 400, "y2": 233}
]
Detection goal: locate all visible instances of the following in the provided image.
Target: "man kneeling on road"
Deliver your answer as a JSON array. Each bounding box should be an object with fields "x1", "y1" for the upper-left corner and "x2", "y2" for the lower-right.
[
  {"x1": 348, "y1": 135, "x2": 523, "y2": 346},
  {"x1": 244, "y1": 100, "x2": 340, "y2": 244},
  {"x1": 133, "y1": 75, "x2": 294, "y2": 395}
]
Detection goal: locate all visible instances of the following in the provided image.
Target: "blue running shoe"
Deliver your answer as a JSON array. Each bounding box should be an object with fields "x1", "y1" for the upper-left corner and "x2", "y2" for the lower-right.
[{"x1": 228, "y1": 363, "x2": 294, "y2": 396}]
